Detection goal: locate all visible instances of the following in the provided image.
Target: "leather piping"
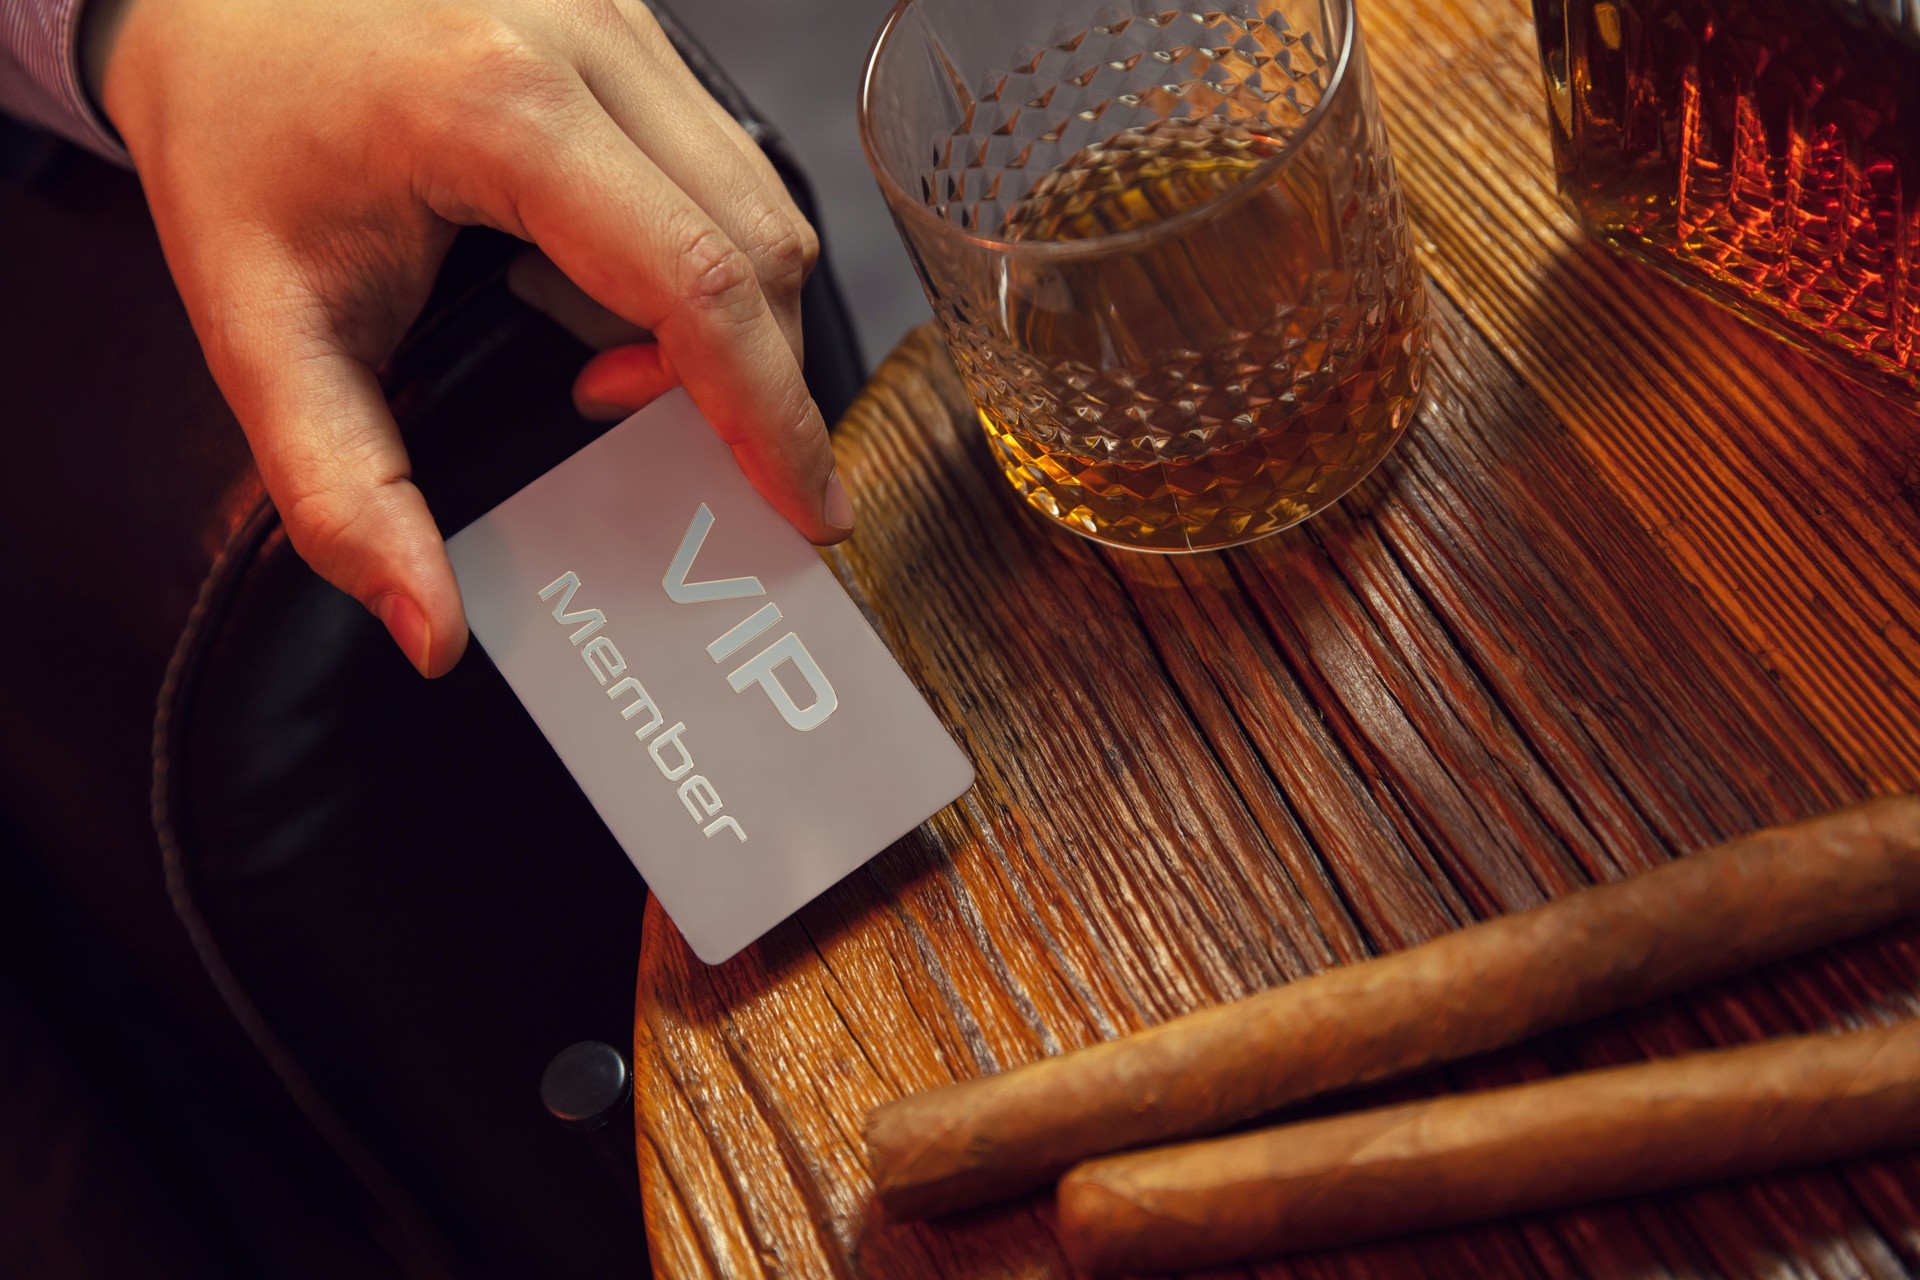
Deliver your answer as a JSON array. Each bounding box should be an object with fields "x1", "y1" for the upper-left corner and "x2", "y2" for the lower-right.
[{"x1": 151, "y1": 495, "x2": 463, "y2": 1280}]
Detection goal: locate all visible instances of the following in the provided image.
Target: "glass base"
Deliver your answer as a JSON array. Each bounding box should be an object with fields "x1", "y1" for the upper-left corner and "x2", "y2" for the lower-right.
[
  {"x1": 1001, "y1": 379, "x2": 1428, "y2": 555},
  {"x1": 1579, "y1": 222, "x2": 1920, "y2": 408}
]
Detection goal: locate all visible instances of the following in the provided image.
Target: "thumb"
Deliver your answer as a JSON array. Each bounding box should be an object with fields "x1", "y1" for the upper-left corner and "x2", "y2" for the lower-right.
[{"x1": 205, "y1": 295, "x2": 468, "y2": 677}]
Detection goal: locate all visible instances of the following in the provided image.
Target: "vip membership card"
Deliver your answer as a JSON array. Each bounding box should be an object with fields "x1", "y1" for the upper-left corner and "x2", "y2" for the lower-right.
[{"x1": 447, "y1": 390, "x2": 975, "y2": 963}]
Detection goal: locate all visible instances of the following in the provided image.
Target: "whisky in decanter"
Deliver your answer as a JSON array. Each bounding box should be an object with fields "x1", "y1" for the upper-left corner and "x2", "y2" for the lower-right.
[{"x1": 1534, "y1": 0, "x2": 1920, "y2": 402}]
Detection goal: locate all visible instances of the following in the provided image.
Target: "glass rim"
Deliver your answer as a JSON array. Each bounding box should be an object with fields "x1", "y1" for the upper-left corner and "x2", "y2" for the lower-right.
[{"x1": 856, "y1": 0, "x2": 1359, "y2": 260}]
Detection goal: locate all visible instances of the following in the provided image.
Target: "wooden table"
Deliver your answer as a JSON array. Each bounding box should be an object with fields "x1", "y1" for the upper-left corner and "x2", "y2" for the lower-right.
[{"x1": 632, "y1": 0, "x2": 1920, "y2": 1272}]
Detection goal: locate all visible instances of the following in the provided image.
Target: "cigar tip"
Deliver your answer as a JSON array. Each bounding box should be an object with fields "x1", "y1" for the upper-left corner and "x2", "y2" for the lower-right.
[
  {"x1": 1057, "y1": 1166, "x2": 1148, "y2": 1275},
  {"x1": 870, "y1": 1164, "x2": 1052, "y2": 1222},
  {"x1": 859, "y1": 1104, "x2": 889, "y2": 1154}
]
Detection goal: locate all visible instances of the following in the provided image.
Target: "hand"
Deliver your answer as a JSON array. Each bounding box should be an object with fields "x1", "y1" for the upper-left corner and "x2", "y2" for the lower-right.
[{"x1": 86, "y1": 0, "x2": 851, "y2": 676}]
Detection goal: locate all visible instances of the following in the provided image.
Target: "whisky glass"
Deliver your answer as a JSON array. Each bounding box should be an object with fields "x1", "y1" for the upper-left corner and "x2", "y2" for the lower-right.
[{"x1": 859, "y1": 0, "x2": 1429, "y2": 552}]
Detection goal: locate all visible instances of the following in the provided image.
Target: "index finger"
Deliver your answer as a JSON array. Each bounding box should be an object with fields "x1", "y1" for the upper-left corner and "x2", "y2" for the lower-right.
[{"x1": 451, "y1": 92, "x2": 850, "y2": 543}]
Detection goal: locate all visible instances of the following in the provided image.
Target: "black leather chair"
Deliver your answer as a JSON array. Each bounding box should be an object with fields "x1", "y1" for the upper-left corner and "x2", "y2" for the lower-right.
[{"x1": 0, "y1": 8, "x2": 864, "y2": 1274}]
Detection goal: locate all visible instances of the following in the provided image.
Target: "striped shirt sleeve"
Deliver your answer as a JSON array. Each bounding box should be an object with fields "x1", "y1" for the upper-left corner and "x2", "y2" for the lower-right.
[{"x1": 0, "y1": 0, "x2": 129, "y2": 163}]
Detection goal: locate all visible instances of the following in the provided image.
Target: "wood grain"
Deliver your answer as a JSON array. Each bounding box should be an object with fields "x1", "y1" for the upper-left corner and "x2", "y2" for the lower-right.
[
  {"x1": 1362, "y1": 0, "x2": 1920, "y2": 791},
  {"x1": 634, "y1": 0, "x2": 1920, "y2": 1274},
  {"x1": 1058, "y1": 1019, "x2": 1920, "y2": 1272}
]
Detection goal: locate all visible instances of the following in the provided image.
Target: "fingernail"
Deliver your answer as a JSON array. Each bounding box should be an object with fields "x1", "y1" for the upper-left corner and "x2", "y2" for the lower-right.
[
  {"x1": 373, "y1": 593, "x2": 432, "y2": 675},
  {"x1": 824, "y1": 467, "x2": 854, "y2": 531}
]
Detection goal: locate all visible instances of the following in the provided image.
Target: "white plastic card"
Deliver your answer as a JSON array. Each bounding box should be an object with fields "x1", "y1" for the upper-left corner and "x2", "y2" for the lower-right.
[{"x1": 447, "y1": 390, "x2": 974, "y2": 963}]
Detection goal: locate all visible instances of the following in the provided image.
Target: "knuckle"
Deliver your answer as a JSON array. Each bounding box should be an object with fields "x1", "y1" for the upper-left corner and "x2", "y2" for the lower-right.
[
  {"x1": 281, "y1": 484, "x2": 366, "y2": 573},
  {"x1": 552, "y1": 0, "x2": 644, "y2": 53},
  {"x1": 428, "y1": 12, "x2": 575, "y2": 136},
  {"x1": 273, "y1": 423, "x2": 408, "y2": 582},
  {"x1": 675, "y1": 226, "x2": 762, "y2": 327},
  {"x1": 440, "y1": 11, "x2": 542, "y2": 75},
  {"x1": 742, "y1": 205, "x2": 818, "y2": 299},
  {"x1": 795, "y1": 218, "x2": 821, "y2": 276},
  {"x1": 614, "y1": 0, "x2": 668, "y2": 47},
  {"x1": 568, "y1": 0, "x2": 628, "y2": 34},
  {"x1": 770, "y1": 381, "x2": 825, "y2": 456}
]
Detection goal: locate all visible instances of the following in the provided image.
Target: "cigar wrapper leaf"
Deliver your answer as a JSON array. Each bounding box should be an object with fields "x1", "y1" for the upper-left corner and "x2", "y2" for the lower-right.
[
  {"x1": 864, "y1": 795, "x2": 1920, "y2": 1219},
  {"x1": 1058, "y1": 1018, "x2": 1920, "y2": 1273}
]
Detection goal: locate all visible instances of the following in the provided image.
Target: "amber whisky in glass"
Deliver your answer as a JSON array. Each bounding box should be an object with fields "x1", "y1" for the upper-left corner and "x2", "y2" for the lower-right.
[{"x1": 861, "y1": 0, "x2": 1428, "y2": 552}]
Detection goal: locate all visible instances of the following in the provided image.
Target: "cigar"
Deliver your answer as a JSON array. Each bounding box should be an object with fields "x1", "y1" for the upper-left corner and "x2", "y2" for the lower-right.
[
  {"x1": 1058, "y1": 1019, "x2": 1920, "y2": 1272},
  {"x1": 864, "y1": 795, "x2": 1920, "y2": 1219}
]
